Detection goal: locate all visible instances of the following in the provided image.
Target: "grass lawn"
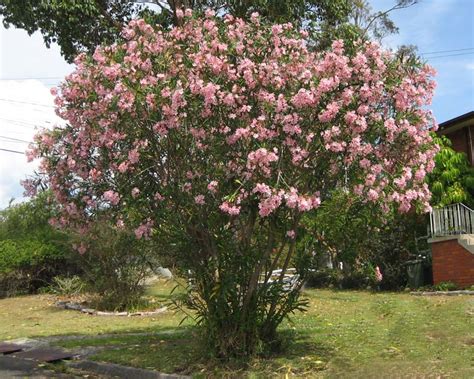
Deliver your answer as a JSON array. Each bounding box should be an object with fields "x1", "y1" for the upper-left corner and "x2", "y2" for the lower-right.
[{"x1": 1, "y1": 282, "x2": 473, "y2": 378}]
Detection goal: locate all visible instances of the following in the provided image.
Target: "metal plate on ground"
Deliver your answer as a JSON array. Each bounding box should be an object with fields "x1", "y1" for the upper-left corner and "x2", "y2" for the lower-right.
[
  {"x1": 0, "y1": 343, "x2": 24, "y2": 354},
  {"x1": 13, "y1": 348, "x2": 74, "y2": 362}
]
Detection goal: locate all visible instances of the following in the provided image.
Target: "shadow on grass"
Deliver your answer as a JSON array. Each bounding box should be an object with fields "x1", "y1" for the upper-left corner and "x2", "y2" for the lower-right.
[
  {"x1": 56, "y1": 326, "x2": 335, "y2": 377},
  {"x1": 48, "y1": 325, "x2": 189, "y2": 345}
]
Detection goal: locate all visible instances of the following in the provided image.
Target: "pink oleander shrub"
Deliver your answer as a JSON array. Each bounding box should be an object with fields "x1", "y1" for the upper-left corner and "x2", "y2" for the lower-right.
[{"x1": 25, "y1": 11, "x2": 437, "y2": 357}]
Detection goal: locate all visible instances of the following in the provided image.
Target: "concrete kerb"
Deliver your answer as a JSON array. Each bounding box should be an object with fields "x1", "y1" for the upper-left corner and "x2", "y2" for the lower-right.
[
  {"x1": 410, "y1": 290, "x2": 474, "y2": 296},
  {"x1": 69, "y1": 360, "x2": 190, "y2": 379}
]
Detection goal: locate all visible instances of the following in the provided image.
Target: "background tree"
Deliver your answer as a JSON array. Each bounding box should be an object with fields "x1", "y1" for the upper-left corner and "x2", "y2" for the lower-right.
[
  {"x1": 427, "y1": 135, "x2": 474, "y2": 208},
  {"x1": 26, "y1": 13, "x2": 437, "y2": 357},
  {"x1": 302, "y1": 188, "x2": 429, "y2": 290},
  {"x1": 0, "y1": 191, "x2": 76, "y2": 296},
  {"x1": 1, "y1": 0, "x2": 416, "y2": 63},
  {"x1": 349, "y1": 0, "x2": 418, "y2": 41}
]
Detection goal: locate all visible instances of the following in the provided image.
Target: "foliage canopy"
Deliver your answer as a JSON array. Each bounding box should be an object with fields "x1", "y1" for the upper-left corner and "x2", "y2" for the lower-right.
[{"x1": 26, "y1": 12, "x2": 437, "y2": 356}]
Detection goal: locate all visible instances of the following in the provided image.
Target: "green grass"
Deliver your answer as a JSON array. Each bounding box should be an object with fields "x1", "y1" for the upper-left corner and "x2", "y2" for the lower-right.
[
  {"x1": 1, "y1": 285, "x2": 473, "y2": 378},
  {"x1": 0, "y1": 280, "x2": 187, "y2": 339}
]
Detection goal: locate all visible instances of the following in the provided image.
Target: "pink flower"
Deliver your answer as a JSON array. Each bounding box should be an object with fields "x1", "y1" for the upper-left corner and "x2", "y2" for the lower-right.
[
  {"x1": 252, "y1": 183, "x2": 272, "y2": 197},
  {"x1": 175, "y1": 9, "x2": 184, "y2": 19},
  {"x1": 118, "y1": 162, "x2": 129, "y2": 173},
  {"x1": 375, "y1": 266, "x2": 383, "y2": 282},
  {"x1": 219, "y1": 201, "x2": 240, "y2": 215},
  {"x1": 286, "y1": 230, "x2": 296, "y2": 239},
  {"x1": 367, "y1": 189, "x2": 379, "y2": 201},
  {"x1": 73, "y1": 243, "x2": 87, "y2": 255},
  {"x1": 103, "y1": 190, "x2": 120, "y2": 205},
  {"x1": 258, "y1": 193, "x2": 282, "y2": 217},
  {"x1": 318, "y1": 101, "x2": 340, "y2": 123},
  {"x1": 135, "y1": 219, "x2": 153, "y2": 239},
  {"x1": 128, "y1": 149, "x2": 139, "y2": 164},
  {"x1": 207, "y1": 181, "x2": 218, "y2": 193},
  {"x1": 194, "y1": 194, "x2": 205, "y2": 205},
  {"x1": 247, "y1": 148, "x2": 278, "y2": 177},
  {"x1": 131, "y1": 187, "x2": 140, "y2": 198}
]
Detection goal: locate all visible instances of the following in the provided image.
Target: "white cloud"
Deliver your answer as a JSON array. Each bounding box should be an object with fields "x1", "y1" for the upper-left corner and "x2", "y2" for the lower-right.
[
  {"x1": 0, "y1": 80, "x2": 64, "y2": 208},
  {"x1": 466, "y1": 63, "x2": 474, "y2": 71},
  {"x1": 0, "y1": 20, "x2": 72, "y2": 209}
]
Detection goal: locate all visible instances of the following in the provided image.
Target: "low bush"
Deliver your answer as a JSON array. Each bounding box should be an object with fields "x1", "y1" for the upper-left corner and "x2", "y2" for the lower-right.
[
  {"x1": 75, "y1": 220, "x2": 161, "y2": 311},
  {"x1": 44, "y1": 275, "x2": 86, "y2": 296},
  {"x1": 305, "y1": 266, "x2": 379, "y2": 290},
  {"x1": 434, "y1": 281, "x2": 458, "y2": 291},
  {"x1": 0, "y1": 239, "x2": 74, "y2": 297},
  {"x1": 305, "y1": 269, "x2": 342, "y2": 288},
  {"x1": 340, "y1": 269, "x2": 373, "y2": 289},
  {"x1": 0, "y1": 193, "x2": 79, "y2": 297}
]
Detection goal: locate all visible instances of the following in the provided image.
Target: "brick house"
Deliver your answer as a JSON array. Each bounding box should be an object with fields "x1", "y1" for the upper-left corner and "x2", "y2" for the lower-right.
[
  {"x1": 437, "y1": 111, "x2": 474, "y2": 164},
  {"x1": 428, "y1": 111, "x2": 474, "y2": 288}
]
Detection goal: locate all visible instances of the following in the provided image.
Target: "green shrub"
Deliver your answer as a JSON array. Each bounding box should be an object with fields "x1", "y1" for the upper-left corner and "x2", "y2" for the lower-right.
[
  {"x1": 0, "y1": 193, "x2": 79, "y2": 297},
  {"x1": 305, "y1": 269, "x2": 342, "y2": 288},
  {"x1": 305, "y1": 267, "x2": 377, "y2": 290},
  {"x1": 434, "y1": 281, "x2": 458, "y2": 291},
  {"x1": 44, "y1": 275, "x2": 86, "y2": 296},
  {"x1": 0, "y1": 239, "x2": 74, "y2": 297},
  {"x1": 340, "y1": 269, "x2": 373, "y2": 289},
  {"x1": 75, "y1": 220, "x2": 160, "y2": 311}
]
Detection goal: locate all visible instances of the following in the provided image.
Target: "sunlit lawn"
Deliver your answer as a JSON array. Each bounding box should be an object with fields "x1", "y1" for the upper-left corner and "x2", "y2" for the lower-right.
[{"x1": 1, "y1": 281, "x2": 472, "y2": 378}]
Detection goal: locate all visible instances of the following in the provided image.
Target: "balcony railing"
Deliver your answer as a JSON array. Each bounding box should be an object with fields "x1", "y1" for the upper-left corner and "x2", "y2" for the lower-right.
[{"x1": 430, "y1": 203, "x2": 474, "y2": 237}]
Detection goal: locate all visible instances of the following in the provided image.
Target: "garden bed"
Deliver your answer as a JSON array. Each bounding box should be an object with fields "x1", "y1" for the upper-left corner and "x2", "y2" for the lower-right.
[
  {"x1": 56, "y1": 300, "x2": 168, "y2": 317},
  {"x1": 410, "y1": 290, "x2": 474, "y2": 296}
]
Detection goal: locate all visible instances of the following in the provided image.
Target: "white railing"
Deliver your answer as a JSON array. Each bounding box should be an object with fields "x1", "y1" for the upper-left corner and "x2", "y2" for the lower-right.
[{"x1": 430, "y1": 203, "x2": 474, "y2": 237}]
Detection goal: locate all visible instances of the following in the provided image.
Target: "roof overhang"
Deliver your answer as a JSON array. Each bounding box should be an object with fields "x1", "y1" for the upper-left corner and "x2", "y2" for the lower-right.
[{"x1": 438, "y1": 111, "x2": 474, "y2": 135}]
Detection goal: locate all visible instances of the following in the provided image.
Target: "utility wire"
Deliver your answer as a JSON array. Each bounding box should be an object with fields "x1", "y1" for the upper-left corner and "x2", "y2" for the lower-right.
[
  {"x1": 424, "y1": 52, "x2": 474, "y2": 60},
  {"x1": 0, "y1": 76, "x2": 64, "y2": 81},
  {"x1": 0, "y1": 135, "x2": 31, "y2": 143},
  {"x1": 0, "y1": 147, "x2": 25, "y2": 155},
  {"x1": 0, "y1": 117, "x2": 52, "y2": 126},
  {"x1": 0, "y1": 121, "x2": 43, "y2": 130},
  {"x1": 0, "y1": 98, "x2": 54, "y2": 108},
  {"x1": 420, "y1": 47, "x2": 474, "y2": 55},
  {"x1": 0, "y1": 130, "x2": 33, "y2": 137}
]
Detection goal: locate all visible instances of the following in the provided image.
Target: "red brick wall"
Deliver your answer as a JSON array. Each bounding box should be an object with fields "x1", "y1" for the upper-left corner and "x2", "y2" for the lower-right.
[
  {"x1": 431, "y1": 239, "x2": 474, "y2": 288},
  {"x1": 443, "y1": 124, "x2": 474, "y2": 165},
  {"x1": 445, "y1": 128, "x2": 469, "y2": 156}
]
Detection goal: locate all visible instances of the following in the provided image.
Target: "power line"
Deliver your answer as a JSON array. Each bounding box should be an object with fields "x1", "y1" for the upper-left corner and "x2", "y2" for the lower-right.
[
  {"x1": 0, "y1": 76, "x2": 64, "y2": 81},
  {"x1": 0, "y1": 147, "x2": 25, "y2": 155},
  {"x1": 0, "y1": 121, "x2": 43, "y2": 130},
  {"x1": 421, "y1": 47, "x2": 474, "y2": 55},
  {"x1": 0, "y1": 98, "x2": 54, "y2": 108},
  {"x1": 0, "y1": 117, "x2": 53, "y2": 126},
  {"x1": 0, "y1": 135, "x2": 31, "y2": 143},
  {"x1": 425, "y1": 52, "x2": 474, "y2": 60},
  {"x1": 0, "y1": 130, "x2": 33, "y2": 137}
]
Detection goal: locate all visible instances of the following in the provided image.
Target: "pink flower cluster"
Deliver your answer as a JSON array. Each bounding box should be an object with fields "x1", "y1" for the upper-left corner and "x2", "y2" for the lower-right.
[
  {"x1": 135, "y1": 219, "x2": 154, "y2": 239},
  {"x1": 247, "y1": 148, "x2": 279, "y2": 177},
  {"x1": 103, "y1": 190, "x2": 120, "y2": 205},
  {"x1": 375, "y1": 266, "x2": 383, "y2": 282},
  {"x1": 219, "y1": 201, "x2": 241, "y2": 215}
]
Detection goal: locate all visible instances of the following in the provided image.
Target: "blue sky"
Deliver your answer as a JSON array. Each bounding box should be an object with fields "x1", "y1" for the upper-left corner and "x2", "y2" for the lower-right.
[
  {"x1": 371, "y1": 0, "x2": 474, "y2": 123},
  {"x1": 0, "y1": 0, "x2": 473, "y2": 207}
]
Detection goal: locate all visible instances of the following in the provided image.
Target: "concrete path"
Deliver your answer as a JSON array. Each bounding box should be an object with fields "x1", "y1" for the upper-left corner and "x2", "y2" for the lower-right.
[
  {"x1": 1, "y1": 337, "x2": 190, "y2": 378},
  {"x1": 0, "y1": 355, "x2": 71, "y2": 378}
]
